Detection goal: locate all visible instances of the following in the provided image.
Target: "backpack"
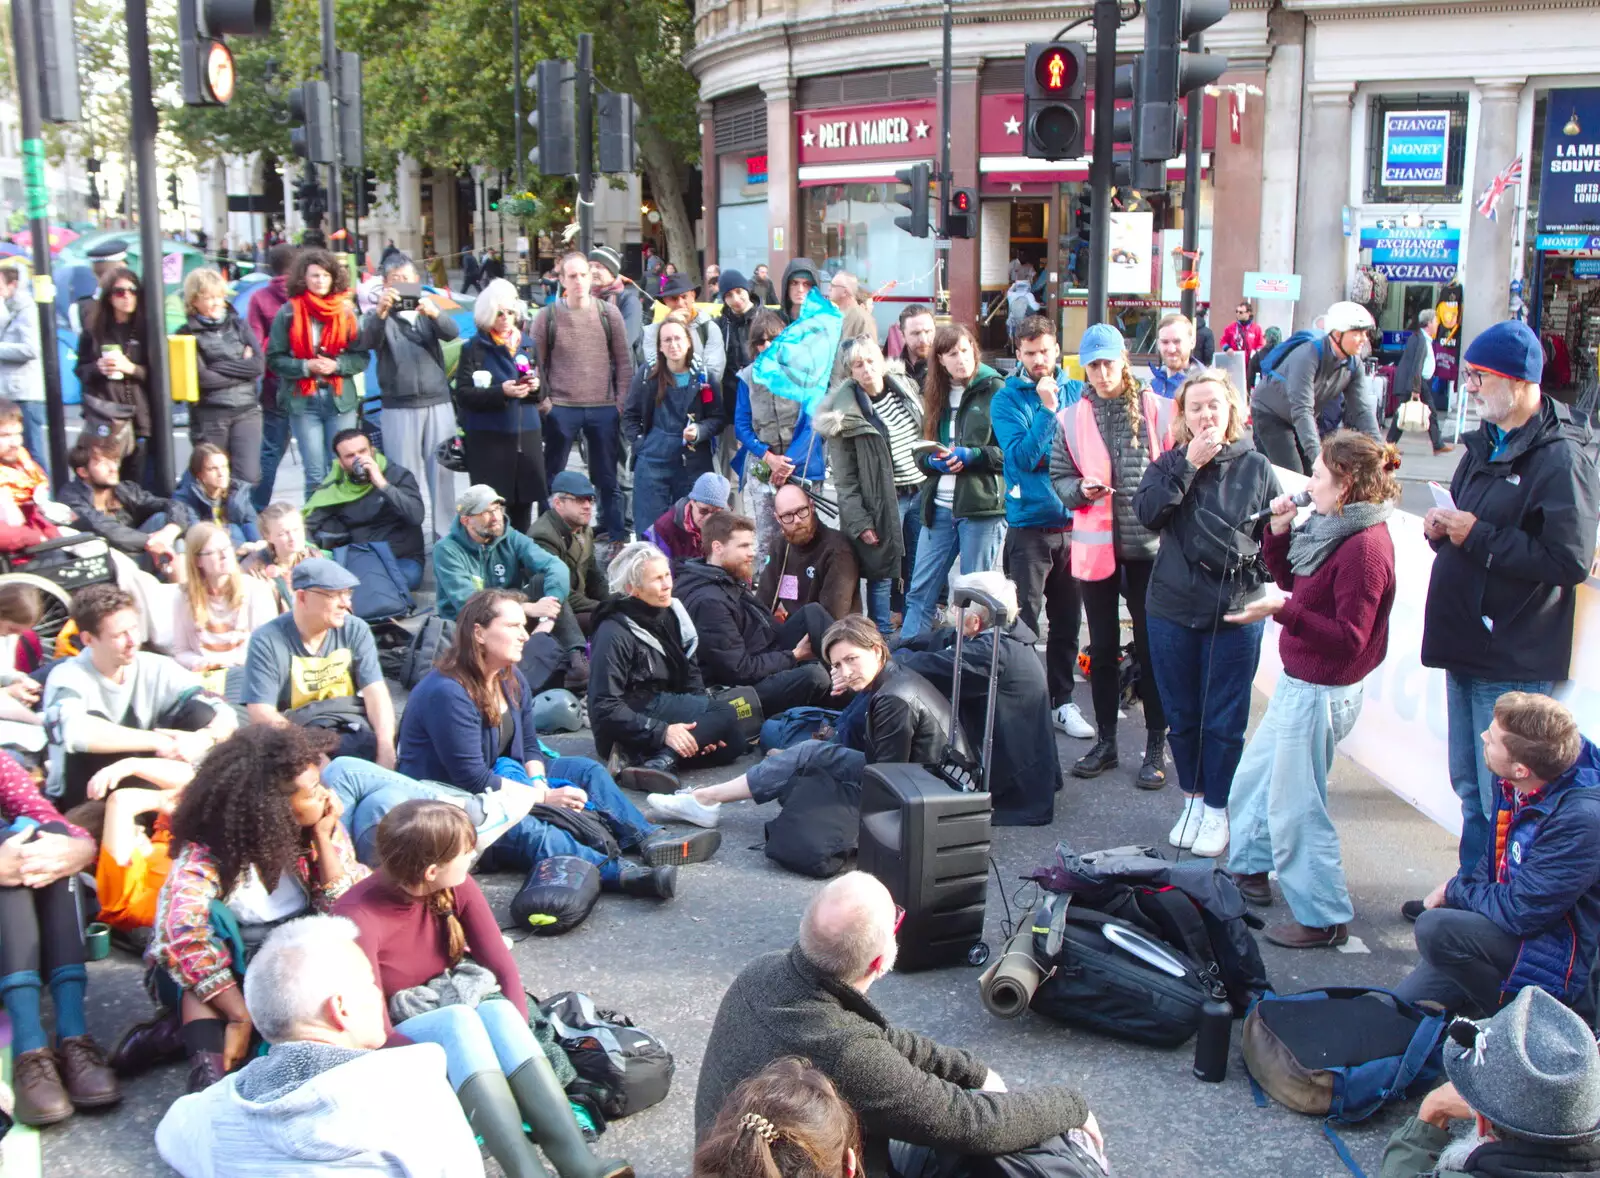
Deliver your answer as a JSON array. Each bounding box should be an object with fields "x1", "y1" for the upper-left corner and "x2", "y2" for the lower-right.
[
  {"x1": 763, "y1": 764, "x2": 861, "y2": 878},
  {"x1": 398, "y1": 613, "x2": 454, "y2": 689},
  {"x1": 537, "y1": 991, "x2": 675, "y2": 1119},
  {"x1": 1256, "y1": 329, "x2": 1323, "y2": 380},
  {"x1": 330, "y1": 541, "x2": 416, "y2": 621}
]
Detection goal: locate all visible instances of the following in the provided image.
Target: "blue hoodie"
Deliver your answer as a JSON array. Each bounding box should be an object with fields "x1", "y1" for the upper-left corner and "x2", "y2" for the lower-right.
[{"x1": 989, "y1": 365, "x2": 1084, "y2": 529}]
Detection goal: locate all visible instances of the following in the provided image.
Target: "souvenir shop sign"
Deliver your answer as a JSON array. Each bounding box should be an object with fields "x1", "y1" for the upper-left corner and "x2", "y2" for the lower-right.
[
  {"x1": 1538, "y1": 88, "x2": 1600, "y2": 234},
  {"x1": 1358, "y1": 224, "x2": 1461, "y2": 282},
  {"x1": 1381, "y1": 111, "x2": 1450, "y2": 187}
]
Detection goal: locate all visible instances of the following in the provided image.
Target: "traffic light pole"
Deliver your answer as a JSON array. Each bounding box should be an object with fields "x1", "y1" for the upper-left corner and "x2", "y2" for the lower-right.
[
  {"x1": 7, "y1": 0, "x2": 69, "y2": 489},
  {"x1": 576, "y1": 33, "x2": 594, "y2": 255},
  {"x1": 1086, "y1": 0, "x2": 1120, "y2": 325},
  {"x1": 320, "y1": 0, "x2": 343, "y2": 239},
  {"x1": 513, "y1": 3, "x2": 524, "y2": 191},
  {"x1": 127, "y1": 0, "x2": 175, "y2": 493},
  {"x1": 1179, "y1": 32, "x2": 1203, "y2": 321}
]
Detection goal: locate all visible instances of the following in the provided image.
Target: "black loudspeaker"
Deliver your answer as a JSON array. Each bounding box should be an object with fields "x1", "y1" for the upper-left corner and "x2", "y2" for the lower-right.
[{"x1": 858, "y1": 764, "x2": 992, "y2": 971}]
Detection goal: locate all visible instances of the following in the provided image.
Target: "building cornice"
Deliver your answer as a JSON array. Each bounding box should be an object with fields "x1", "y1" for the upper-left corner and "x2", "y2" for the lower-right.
[{"x1": 1282, "y1": 0, "x2": 1599, "y2": 18}]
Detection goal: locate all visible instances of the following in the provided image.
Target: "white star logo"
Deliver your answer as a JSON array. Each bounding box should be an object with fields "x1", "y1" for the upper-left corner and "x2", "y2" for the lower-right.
[
  {"x1": 801, "y1": 129, "x2": 815, "y2": 148},
  {"x1": 1004, "y1": 116, "x2": 1021, "y2": 136},
  {"x1": 1010, "y1": 182, "x2": 1023, "y2": 193},
  {"x1": 913, "y1": 121, "x2": 930, "y2": 139}
]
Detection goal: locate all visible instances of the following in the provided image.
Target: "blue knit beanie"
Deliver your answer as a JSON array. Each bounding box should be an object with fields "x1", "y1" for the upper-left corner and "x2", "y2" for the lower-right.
[{"x1": 1463, "y1": 320, "x2": 1544, "y2": 384}]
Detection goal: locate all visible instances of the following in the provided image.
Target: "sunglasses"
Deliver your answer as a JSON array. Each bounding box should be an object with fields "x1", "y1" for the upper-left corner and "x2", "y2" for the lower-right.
[{"x1": 111, "y1": 286, "x2": 138, "y2": 296}]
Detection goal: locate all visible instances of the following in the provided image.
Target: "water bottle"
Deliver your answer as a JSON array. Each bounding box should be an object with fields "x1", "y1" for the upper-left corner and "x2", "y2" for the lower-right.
[{"x1": 1193, "y1": 995, "x2": 1233, "y2": 1083}]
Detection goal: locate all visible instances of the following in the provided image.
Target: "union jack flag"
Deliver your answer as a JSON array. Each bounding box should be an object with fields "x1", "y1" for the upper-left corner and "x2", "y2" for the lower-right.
[{"x1": 1476, "y1": 156, "x2": 1523, "y2": 221}]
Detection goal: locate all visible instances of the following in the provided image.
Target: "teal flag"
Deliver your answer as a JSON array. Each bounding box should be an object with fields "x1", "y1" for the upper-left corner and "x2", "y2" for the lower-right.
[{"x1": 750, "y1": 289, "x2": 842, "y2": 412}]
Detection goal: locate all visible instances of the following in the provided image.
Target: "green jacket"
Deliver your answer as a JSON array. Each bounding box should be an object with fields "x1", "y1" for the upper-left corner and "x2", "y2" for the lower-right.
[
  {"x1": 529, "y1": 508, "x2": 607, "y2": 615},
  {"x1": 915, "y1": 363, "x2": 1006, "y2": 526},
  {"x1": 432, "y1": 518, "x2": 571, "y2": 621},
  {"x1": 265, "y1": 301, "x2": 370, "y2": 416},
  {"x1": 1381, "y1": 1117, "x2": 1461, "y2": 1178},
  {"x1": 814, "y1": 371, "x2": 922, "y2": 582}
]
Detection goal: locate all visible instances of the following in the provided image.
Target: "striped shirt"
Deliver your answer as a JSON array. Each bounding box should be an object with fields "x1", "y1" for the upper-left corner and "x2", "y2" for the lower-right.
[{"x1": 871, "y1": 387, "x2": 926, "y2": 489}]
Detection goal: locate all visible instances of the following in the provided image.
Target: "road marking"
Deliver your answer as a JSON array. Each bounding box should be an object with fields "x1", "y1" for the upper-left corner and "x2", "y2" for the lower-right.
[{"x1": 1337, "y1": 935, "x2": 1371, "y2": 955}]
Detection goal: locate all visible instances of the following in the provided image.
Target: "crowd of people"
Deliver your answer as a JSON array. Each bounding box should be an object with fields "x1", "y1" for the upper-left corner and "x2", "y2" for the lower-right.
[{"x1": 0, "y1": 237, "x2": 1596, "y2": 1178}]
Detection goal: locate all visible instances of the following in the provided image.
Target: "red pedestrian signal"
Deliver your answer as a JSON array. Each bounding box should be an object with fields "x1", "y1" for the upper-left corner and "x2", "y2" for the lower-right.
[
  {"x1": 1035, "y1": 47, "x2": 1078, "y2": 93},
  {"x1": 1023, "y1": 43, "x2": 1087, "y2": 160}
]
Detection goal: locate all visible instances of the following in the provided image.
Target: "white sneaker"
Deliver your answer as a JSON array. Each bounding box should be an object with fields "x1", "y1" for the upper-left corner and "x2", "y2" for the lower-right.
[
  {"x1": 645, "y1": 789, "x2": 722, "y2": 829},
  {"x1": 1052, "y1": 702, "x2": 1095, "y2": 739},
  {"x1": 1168, "y1": 796, "x2": 1202, "y2": 849},
  {"x1": 472, "y1": 780, "x2": 539, "y2": 859},
  {"x1": 1190, "y1": 806, "x2": 1230, "y2": 858}
]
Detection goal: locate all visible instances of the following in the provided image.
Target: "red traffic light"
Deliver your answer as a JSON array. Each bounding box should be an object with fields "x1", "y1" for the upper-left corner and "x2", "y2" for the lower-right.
[
  {"x1": 1034, "y1": 47, "x2": 1078, "y2": 92},
  {"x1": 952, "y1": 190, "x2": 972, "y2": 213}
]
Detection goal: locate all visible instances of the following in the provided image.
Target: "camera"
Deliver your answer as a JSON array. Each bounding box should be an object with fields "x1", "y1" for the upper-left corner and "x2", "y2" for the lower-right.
[{"x1": 392, "y1": 282, "x2": 424, "y2": 312}]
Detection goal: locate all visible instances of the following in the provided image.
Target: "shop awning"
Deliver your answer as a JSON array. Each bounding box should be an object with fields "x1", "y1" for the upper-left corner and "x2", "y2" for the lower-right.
[{"x1": 978, "y1": 155, "x2": 1206, "y2": 185}]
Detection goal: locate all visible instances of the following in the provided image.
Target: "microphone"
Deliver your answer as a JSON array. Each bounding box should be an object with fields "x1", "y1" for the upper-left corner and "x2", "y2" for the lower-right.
[{"x1": 1243, "y1": 489, "x2": 1310, "y2": 525}]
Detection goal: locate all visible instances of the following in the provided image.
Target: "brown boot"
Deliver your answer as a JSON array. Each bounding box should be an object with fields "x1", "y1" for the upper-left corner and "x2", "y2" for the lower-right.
[
  {"x1": 109, "y1": 1007, "x2": 185, "y2": 1076},
  {"x1": 13, "y1": 1048, "x2": 74, "y2": 1126},
  {"x1": 1230, "y1": 872, "x2": 1273, "y2": 907},
  {"x1": 186, "y1": 1050, "x2": 228, "y2": 1094},
  {"x1": 1264, "y1": 920, "x2": 1349, "y2": 949},
  {"x1": 57, "y1": 1035, "x2": 122, "y2": 1108}
]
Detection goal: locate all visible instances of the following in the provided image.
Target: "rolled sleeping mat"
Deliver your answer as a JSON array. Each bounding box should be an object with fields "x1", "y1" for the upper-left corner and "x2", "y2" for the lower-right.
[{"x1": 978, "y1": 929, "x2": 1044, "y2": 1019}]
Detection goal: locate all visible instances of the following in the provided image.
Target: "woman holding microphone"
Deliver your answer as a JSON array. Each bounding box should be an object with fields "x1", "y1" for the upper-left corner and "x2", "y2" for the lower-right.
[
  {"x1": 1223, "y1": 430, "x2": 1398, "y2": 949},
  {"x1": 1134, "y1": 370, "x2": 1280, "y2": 858}
]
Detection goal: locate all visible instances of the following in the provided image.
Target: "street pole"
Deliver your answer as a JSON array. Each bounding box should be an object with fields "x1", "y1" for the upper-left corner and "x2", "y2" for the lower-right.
[
  {"x1": 1180, "y1": 33, "x2": 1203, "y2": 321},
  {"x1": 936, "y1": 0, "x2": 952, "y2": 312},
  {"x1": 577, "y1": 33, "x2": 594, "y2": 255},
  {"x1": 1086, "y1": 0, "x2": 1119, "y2": 326},
  {"x1": 319, "y1": 0, "x2": 343, "y2": 240},
  {"x1": 126, "y1": 0, "x2": 175, "y2": 493},
  {"x1": 8, "y1": 0, "x2": 68, "y2": 488},
  {"x1": 513, "y1": 2, "x2": 524, "y2": 191}
]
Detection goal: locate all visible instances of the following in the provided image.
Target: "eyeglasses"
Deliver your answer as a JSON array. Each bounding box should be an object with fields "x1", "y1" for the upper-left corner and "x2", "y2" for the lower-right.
[
  {"x1": 893, "y1": 905, "x2": 906, "y2": 934},
  {"x1": 1462, "y1": 367, "x2": 1487, "y2": 389},
  {"x1": 776, "y1": 504, "x2": 813, "y2": 525},
  {"x1": 111, "y1": 286, "x2": 138, "y2": 296},
  {"x1": 308, "y1": 588, "x2": 354, "y2": 605}
]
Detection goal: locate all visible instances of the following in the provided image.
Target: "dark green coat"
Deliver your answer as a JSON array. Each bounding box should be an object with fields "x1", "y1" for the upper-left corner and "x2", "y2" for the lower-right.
[
  {"x1": 265, "y1": 301, "x2": 369, "y2": 416},
  {"x1": 815, "y1": 371, "x2": 922, "y2": 582},
  {"x1": 916, "y1": 363, "x2": 1006, "y2": 526}
]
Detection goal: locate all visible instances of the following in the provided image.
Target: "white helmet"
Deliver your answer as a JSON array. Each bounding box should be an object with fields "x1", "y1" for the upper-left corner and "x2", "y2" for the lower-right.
[{"x1": 1324, "y1": 301, "x2": 1376, "y2": 333}]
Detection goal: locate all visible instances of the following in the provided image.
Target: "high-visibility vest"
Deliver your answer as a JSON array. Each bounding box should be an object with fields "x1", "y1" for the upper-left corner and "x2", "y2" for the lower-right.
[{"x1": 1062, "y1": 392, "x2": 1165, "y2": 582}]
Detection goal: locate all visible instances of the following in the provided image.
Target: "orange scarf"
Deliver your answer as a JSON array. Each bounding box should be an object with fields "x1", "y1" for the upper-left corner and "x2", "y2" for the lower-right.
[
  {"x1": 288, "y1": 291, "x2": 357, "y2": 398},
  {"x1": 0, "y1": 450, "x2": 47, "y2": 512},
  {"x1": 490, "y1": 326, "x2": 520, "y2": 353}
]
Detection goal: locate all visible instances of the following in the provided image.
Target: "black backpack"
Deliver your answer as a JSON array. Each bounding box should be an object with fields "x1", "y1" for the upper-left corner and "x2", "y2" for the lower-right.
[
  {"x1": 537, "y1": 991, "x2": 675, "y2": 1119},
  {"x1": 397, "y1": 613, "x2": 454, "y2": 689}
]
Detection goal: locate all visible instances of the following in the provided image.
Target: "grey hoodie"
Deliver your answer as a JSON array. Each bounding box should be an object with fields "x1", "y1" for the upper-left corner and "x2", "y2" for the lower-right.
[{"x1": 779, "y1": 257, "x2": 823, "y2": 322}]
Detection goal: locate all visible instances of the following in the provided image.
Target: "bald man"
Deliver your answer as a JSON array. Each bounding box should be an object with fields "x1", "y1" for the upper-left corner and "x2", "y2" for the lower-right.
[
  {"x1": 827, "y1": 271, "x2": 862, "y2": 311},
  {"x1": 695, "y1": 873, "x2": 1097, "y2": 1177}
]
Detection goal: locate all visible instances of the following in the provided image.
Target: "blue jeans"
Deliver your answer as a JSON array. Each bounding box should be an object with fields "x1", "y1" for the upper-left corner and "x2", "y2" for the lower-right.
[
  {"x1": 19, "y1": 401, "x2": 48, "y2": 478},
  {"x1": 1146, "y1": 614, "x2": 1264, "y2": 809},
  {"x1": 396, "y1": 999, "x2": 539, "y2": 1090},
  {"x1": 322, "y1": 757, "x2": 475, "y2": 866},
  {"x1": 1446, "y1": 673, "x2": 1552, "y2": 874},
  {"x1": 289, "y1": 391, "x2": 358, "y2": 495},
  {"x1": 479, "y1": 755, "x2": 656, "y2": 882},
  {"x1": 252, "y1": 407, "x2": 291, "y2": 510},
  {"x1": 543, "y1": 405, "x2": 624, "y2": 538},
  {"x1": 866, "y1": 491, "x2": 922, "y2": 633},
  {"x1": 745, "y1": 739, "x2": 867, "y2": 805},
  {"x1": 900, "y1": 508, "x2": 1007, "y2": 638},
  {"x1": 1227, "y1": 674, "x2": 1364, "y2": 928}
]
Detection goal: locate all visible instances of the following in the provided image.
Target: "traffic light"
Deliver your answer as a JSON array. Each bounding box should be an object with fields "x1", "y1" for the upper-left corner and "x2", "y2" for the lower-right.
[
  {"x1": 357, "y1": 169, "x2": 378, "y2": 217},
  {"x1": 1138, "y1": 0, "x2": 1229, "y2": 162},
  {"x1": 166, "y1": 173, "x2": 179, "y2": 208},
  {"x1": 179, "y1": 0, "x2": 271, "y2": 106},
  {"x1": 337, "y1": 51, "x2": 363, "y2": 170},
  {"x1": 487, "y1": 187, "x2": 502, "y2": 212},
  {"x1": 892, "y1": 164, "x2": 931, "y2": 238},
  {"x1": 1023, "y1": 42, "x2": 1087, "y2": 161},
  {"x1": 1111, "y1": 61, "x2": 1165, "y2": 193},
  {"x1": 294, "y1": 176, "x2": 326, "y2": 225},
  {"x1": 86, "y1": 176, "x2": 101, "y2": 211},
  {"x1": 288, "y1": 80, "x2": 334, "y2": 164},
  {"x1": 598, "y1": 91, "x2": 638, "y2": 174},
  {"x1": 526, "y1": 59, "x2": 576, "y2": 177},
  {"x1": 945, "y1": 187, "x2": 977, "y2": 239},
  {"x1": 36, "y1": 0, "x2": 82, "y2": 122}
]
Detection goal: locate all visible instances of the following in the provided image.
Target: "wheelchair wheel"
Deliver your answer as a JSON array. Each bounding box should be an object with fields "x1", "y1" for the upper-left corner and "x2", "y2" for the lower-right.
[{"x1": 0, "y1": 573, "x2": 73, "y2": 652}]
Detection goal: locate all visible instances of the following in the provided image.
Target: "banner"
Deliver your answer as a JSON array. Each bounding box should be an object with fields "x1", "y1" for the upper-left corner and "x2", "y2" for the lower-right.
[
  {"x1": 1358, "y1": 223, "x2": 1460, "y2": 282},
  {"x1": 1381, "y1": 110, "x2": 1450, "y2": 187},
  {"x1": 1106, "y1": 212, "x2": 1153, "y2": 295},
  {"x1": 1538, "y1": 88, "x2": 1600, "y2": 234}
]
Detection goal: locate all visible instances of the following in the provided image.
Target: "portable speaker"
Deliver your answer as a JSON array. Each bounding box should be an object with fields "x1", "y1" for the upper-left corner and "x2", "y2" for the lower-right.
[{"x1": 858, "y1": 763, "x2": 992, "y2": 971}]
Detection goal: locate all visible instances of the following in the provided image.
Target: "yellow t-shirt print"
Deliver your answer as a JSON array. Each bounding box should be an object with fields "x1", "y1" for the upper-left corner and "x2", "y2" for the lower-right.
[{"x1": 288, "y1": 649, "x2": 356, "y2": 709}]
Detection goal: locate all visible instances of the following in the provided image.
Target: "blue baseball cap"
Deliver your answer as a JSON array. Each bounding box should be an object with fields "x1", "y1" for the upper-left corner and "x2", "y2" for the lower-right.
[
  {"x1": 550, "y1": 470, "x2": 597, "y2": 499},
  {"x1": 1077, "y1": 323, "x2": 1126, "y2": 367}
]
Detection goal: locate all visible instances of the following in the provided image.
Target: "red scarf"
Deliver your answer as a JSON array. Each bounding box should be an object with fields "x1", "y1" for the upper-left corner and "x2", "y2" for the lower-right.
[{"x1": 288, "y1": 291, "x2": 357, "y2": 398}]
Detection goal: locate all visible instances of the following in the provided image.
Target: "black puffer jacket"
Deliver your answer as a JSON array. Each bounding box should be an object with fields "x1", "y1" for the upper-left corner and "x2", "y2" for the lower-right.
[
  {"x1": 718, "y1": 301, "x2": 759, "y2": 415},
  {"x1": 588, "y1": 598, "x2": 705, "y2": 757},
  {"x1": 1134, "y1": 442, "x2": 1282, "y2": 629},
  {"x1": 178, "y1": 308, "x2": 264, "y2": 412},
  {"x1": 863, "y1": 662, "x2": 964, "y2": 766},
  {"x1": 675, "y1": 558, "x2": 795, "y2": 687},
  {"x1": 1050, "y1": 390, "x2": 1166, "y2": 562}
]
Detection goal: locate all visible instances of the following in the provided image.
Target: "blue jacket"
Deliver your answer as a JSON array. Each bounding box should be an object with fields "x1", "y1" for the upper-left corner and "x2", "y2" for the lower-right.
[
  {"x1": 1146, "y1": 358, "x2": 1205, "y2": 400},
  {"x1": 396, "y1": 667, "x2": 537, "y2": 795},
  {"x1": 173, "y1": 473, "x2": 260, "y2": 544},
  {"x1": 734, "y1": 377, "x2": 826, "y2": 482},
  {"x1": 1447, "y1": 737, "x2": 1600, "y2": 1012},
  {"x1": 990, "y1": 366, "x2": 1083, "y2": 528}
]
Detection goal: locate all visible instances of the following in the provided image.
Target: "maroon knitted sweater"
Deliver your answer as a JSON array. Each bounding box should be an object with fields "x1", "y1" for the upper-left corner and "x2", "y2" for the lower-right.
[{"x1": 1263, "y1": 521, "x2": 1396, "y2": 687}]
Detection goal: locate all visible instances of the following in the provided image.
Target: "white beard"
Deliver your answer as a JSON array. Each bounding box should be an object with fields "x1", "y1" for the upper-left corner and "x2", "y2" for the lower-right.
[{"x1": 1438, "y1": 1127, "x2": 1495, "y2": 1172}]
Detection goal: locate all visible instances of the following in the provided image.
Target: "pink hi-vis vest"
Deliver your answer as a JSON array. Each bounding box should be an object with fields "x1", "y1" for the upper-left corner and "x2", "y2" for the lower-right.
[{"x1": 1061, "y1": 392, "x2": 1166, "y2": 582}]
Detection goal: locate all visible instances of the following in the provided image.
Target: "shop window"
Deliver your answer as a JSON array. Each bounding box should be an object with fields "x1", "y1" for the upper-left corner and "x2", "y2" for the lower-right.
[
  {"x1": 1364, "y1": 93, "x2": 1468, "y2": 205},
  {"x1": 800, "y1": 182, "x2": 936, "y2": 334}
]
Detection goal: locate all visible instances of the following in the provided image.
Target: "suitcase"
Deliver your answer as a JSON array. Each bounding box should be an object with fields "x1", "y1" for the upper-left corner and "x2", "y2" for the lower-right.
[{"x1": 858, "y1": 584, "x2": 1005, "y2": 971}]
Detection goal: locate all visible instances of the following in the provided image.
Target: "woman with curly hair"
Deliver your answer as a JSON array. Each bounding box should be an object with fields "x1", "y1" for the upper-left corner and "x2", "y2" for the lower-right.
[
  {"x1": 1050, "y1": 321, "x2": 1174, "y2": 786},
  {"x1": 335, "y1": 801, "x2": 633, "y2": 1178},
  {"x1": 140, "y1": 724, "x2": 366, "y2": 1093},
  {"x1": 694, "y1": 1057, "x2": 861, "y2": 1178}
]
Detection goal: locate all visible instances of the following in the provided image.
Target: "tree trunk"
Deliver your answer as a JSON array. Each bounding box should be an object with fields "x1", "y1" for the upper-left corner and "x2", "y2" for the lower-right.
[{"x1": 637, "y1": 120, "x2": 695, "y2": 270}]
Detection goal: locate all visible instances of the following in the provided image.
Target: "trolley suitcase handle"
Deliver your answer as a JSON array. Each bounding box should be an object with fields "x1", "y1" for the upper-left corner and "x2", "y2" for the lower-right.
[{"x1": 947, "y1": 587, "x2": 1008, "y2": 792}]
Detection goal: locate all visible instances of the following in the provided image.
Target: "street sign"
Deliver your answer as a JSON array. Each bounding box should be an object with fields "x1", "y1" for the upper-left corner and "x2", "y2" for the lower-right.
[
  {"x1": 1537, "y1": 233, "x2": 1600, "y2": 251},
  {"x1": 1241, "y1": 271, "x2": 1301, "y2": 300}
]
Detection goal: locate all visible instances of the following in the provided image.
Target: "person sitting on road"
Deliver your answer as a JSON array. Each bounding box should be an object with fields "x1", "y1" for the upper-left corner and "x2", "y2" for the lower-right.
[
  {"x1": 694, "y1": 872, "x2": 1100, "y2": 1176},
  {"x1": 171, "y1": 522, "x2": 279, "y2": 704},
  {"x1": 0, "y1": 398, "x2": 55, "y2": 535},
  {"x1": 1377, "y1": 986, "x2": 1600, "y2": 1178},
  {"x1": 398, "y1": 589, "x2": 712, "y2": 899},
  {"x1": 303, "y1": 428, "x2": 427, "y2": 590},
  {"x1": 241, "y1": 557, "x2": 397, "y2": 767},
  {"x1": 334, "y1": 802, "x2": 634, "y2": 1178},
  {"x1": 0, "y1": 754, "x2": 120, "y2": 1127},
  {"x1": 242, "y1": 501, "x2": 324, "y2": 612},
  {"x1": 589, "y1": 541, "x2": 750, "y2": 790},
  {"x1": 756, "y1": 483, "x2": 861, "y2": 622},
  {"x1": 43, "y1": 584, "x2": 235, "y2": 811},
  {"x1": 646, "y1": 615, "x2": 960, "y2": 831},
  {"x1": 645, "y1": 471, "x2": 731, "y2": 565},
  {"x1": 1249, "y1": 300, "x2": 1382, "y2": 475},
  {"x1": 143, "y1": 724, "x2": 367, "y2": 1095},
  {"x1": 677, "y1": 511, "x2": 833, "y2": 717},
  {"x1": 58, "y1": 434, "x2": 193, "y2": 579},
  {"x1": 155, "y1": 913, "x2": 484, "y2": 1178},
  {"x1": 1397, "y1": 692, "x2": 1600, "y2": 1019},
  {"x1": 693, "y1": 1057, "x2": 861, "y2": 1178},
  {"x1": 173, "y1": 444, "x2": 262, "y2": 554},
  {"x1": 530, "y1": 470, "x2": 609, "y2": 635}
]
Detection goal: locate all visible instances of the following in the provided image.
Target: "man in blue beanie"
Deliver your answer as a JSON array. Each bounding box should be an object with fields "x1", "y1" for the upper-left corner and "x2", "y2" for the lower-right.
[{"x1": 1412, "y1": 319, "x2": 1600, "y2": 900}]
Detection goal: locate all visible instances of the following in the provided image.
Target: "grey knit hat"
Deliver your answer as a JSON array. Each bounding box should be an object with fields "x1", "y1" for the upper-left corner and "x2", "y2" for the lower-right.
[{"x1": 1444, "y1": 986, "x2": 1600, "y2": 1143}]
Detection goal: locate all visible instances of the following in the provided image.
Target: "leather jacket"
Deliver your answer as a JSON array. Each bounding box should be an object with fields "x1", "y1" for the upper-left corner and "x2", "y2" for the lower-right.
[{"x1": 863, "y1": 661, "x2": 966, "y2": 765}]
